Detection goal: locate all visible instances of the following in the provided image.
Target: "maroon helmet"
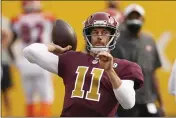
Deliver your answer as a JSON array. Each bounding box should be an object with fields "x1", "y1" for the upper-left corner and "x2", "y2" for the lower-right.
[{"x1": 83, "y1": 12, "x2": 120, "y2": 53}]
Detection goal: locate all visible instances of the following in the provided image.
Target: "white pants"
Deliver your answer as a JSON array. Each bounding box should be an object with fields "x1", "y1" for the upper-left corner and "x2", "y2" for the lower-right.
[{"x1": 17, "y1": 57, "x2": 54, "y2": 104}]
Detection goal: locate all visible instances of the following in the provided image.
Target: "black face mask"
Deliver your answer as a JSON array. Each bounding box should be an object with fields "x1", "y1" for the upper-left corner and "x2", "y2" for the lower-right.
[{"x1": 126, "y1": 19, "x2": 143, "y2": 34}]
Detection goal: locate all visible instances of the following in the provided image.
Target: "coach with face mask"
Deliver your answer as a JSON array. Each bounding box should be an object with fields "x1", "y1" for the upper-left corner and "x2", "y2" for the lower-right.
[{"x1": 111, "y1": 4, "x2": 165, "y2": 117}]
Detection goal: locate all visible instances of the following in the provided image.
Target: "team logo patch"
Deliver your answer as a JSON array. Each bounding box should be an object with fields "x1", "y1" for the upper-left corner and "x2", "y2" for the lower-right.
[
  {"x1": 145, "y1": 45, "x2": 152, "y2": 52},
  {"x1": 113, "y1": 63, "x2": 118, "y2": 68},
  {"x1": 92, "y1": 59, "x2": 98, "y2": 64}
]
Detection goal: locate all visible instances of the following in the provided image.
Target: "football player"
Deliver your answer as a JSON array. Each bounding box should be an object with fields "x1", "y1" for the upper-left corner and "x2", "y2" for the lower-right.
[
  {"x1": 10, "y1": 1, "x2": 55, "y2": 116},
  {"x1": 23, "y1": 12, "x2": 144, "y2": 116},
  {"x1": 1, "y1": 15, "x2": 13, "y2": 116},
  {"x1": 168, "y1": 59, "x2": 176, "y2": 102}
]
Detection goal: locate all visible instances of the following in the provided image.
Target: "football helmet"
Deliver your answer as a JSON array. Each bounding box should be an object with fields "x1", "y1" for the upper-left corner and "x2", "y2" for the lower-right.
[
  {"x1": 83, "y1": 12, "x2": 120, "y2": 53},
  {"x1": 22, "y1": 1, "x2": 41, "y2": 13},
  {"x1": 107, "y1": 0, "x2": 120, "y2": 9}
]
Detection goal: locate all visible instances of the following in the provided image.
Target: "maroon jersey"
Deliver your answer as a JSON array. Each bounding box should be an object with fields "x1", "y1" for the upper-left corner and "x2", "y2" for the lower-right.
[{"x1": 58, "y1": 51, "x2": 143, "y2": 117}]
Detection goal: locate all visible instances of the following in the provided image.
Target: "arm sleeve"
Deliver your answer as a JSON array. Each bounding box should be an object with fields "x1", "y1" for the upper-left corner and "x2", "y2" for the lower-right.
[
  {"x1": 168, "y1": 60, "x2": 176, "y2": 95},
  {"x1": 113, "y1": 80, "x2": 135, "y2": 109},
  {"x1": 23, "y1": 43, "x2": 58, "y2": 74}
]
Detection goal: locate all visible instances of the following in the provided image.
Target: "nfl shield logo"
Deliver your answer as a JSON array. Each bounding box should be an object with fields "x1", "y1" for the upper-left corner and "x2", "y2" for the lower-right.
[{"x1": 113, "y1": 63, "x2": 118, "y2": 68}]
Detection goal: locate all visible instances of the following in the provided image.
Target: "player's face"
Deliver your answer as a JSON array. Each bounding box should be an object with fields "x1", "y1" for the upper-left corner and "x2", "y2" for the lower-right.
[
  {"x1": 126, "y1": 11, "x2": 143, "y2": 21},
  {"x1": 90, "y1": 28, "x2": 111, "y2": 47},
  {"x1": 22, "y1": 1, "x2": 41, "y2": 13},
  {"x1": 107, "y1": 1, "x2": 120, "y2": 9},
  {"x1": 125, "y1": 11, "x2": 144, "y2": 34}
]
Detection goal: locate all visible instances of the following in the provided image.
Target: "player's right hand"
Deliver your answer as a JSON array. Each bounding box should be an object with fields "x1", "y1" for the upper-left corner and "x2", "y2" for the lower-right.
[{"x1": 47, "y1": 43, "x2": 72, "y2": 55}]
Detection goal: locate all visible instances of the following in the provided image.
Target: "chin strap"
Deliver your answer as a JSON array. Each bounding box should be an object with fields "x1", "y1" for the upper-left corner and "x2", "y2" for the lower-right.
[{"x1": 90, "y1": 47, "x2": 109, "y2": 54}]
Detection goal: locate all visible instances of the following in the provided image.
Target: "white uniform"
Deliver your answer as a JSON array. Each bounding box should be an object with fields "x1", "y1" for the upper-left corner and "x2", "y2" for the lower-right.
[
  {"x1": 168, "y1": 59, "x2": 176, "y2": 96},
  {"x1": 1, "y1": 15, "x2": 12, "y2": 80},
  {"x1": 11, "y1": 12, "x2": 55, "y2": 104},
  {"x1": 1, "y1": 15, "x2": 11, "y2": 79},
  {"x1": 1, "y1": 16, "x2": 11, "y2": 64}
]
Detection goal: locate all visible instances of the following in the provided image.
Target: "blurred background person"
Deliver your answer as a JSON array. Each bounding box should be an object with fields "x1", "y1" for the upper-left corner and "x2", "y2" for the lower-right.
[
  {"x1": 168, "y1": 59, "x2": 176, "y2": 102},
  {"x1": 111, "y1": 4, "x2": 165, "y2": 117},
  {"x1": 1, "y1": 14, "x2": 13, "y2": 116},
  {"x1": 9, "y1": 1, "x2": 56, "y2": 117},
  {"x1": 105, "y1": 0, "x2": 124, "y2": 24}
]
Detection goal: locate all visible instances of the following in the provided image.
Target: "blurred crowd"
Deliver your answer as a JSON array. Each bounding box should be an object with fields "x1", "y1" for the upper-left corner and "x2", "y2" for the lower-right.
[{"x1": 1, "y1": 0, "x2": 176, "y2": 117}]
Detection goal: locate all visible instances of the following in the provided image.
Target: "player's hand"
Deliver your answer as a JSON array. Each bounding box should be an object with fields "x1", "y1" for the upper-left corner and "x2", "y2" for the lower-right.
[
  {"x1": 47, "y1": 43, "x2": 72, "y2": 55},
  {"x1": 1, "y1": 29, "x2": 12, "y2": 48},
  {"x1": 97, "y1": 51, "x2": 113, "y2": 71}
]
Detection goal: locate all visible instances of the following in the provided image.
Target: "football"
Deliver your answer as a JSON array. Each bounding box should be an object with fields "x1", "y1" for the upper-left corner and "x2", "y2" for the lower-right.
[{"x1": 52, "y1": 19, "x2": 77, "y2": 51}]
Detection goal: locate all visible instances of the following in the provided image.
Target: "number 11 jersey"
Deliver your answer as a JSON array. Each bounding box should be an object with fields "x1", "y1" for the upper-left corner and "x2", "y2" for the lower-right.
[{"x1": 57, "y1": 51, "x2": 144, "y2": 117}]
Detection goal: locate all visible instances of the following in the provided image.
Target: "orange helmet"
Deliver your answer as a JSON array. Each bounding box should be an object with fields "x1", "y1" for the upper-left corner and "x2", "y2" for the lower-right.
[{"x1": 22, "y1": 1, "x2": 41, "y2": 13}]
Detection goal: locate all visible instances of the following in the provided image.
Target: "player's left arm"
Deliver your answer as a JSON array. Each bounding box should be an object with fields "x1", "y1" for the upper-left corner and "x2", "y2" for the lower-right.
[
  {"x1": 107, "y1": 70, "x2": 136, "y2": 110},
  {"x1": 107, "y1": 63, "x2": 144, "y2": 110},
  {"x1": 98, "y1": 51, "x2": 143, "y2": 109},
  {"x1": 152, "y1": 41, "x2": 165, "y2": 111}
]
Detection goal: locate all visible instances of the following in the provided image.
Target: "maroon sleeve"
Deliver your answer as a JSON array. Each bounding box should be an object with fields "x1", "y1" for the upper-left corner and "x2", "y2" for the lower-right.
[
  {"x1": 119, "y1": 62, "x2": 144, "y2": 90},
  {"x1": 57, "y1": 50, "x2": 73, "y2": 78}
]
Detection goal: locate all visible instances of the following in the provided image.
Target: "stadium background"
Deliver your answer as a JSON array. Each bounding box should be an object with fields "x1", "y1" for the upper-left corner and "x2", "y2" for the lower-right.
[{"x1": 1, "y1": 1, "x2": 176, "y2": 116}]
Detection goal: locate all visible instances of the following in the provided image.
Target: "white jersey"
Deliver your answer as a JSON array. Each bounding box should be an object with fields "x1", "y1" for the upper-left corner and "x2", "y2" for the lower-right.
[
  {"x1": 11, "y1": 12, "x2": 55, "y2": 76},
  {"x1": 11, "y1": 12, "x2": 55, "y2": 49},
  {"x1": 168, "y1": 59, "x2": 176, "y2": 95},
  {"x1": 11, "y1": 13, "x2": 55, "y2": 104}
]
